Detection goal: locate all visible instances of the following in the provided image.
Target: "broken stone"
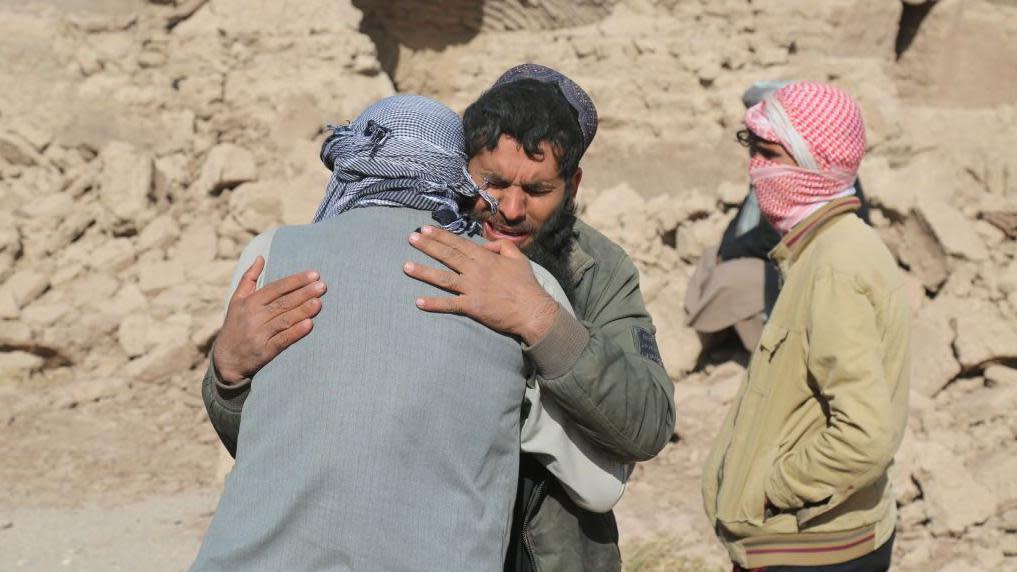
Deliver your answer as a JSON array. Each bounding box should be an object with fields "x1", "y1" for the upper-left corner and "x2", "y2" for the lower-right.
[
  {"x1": 984, "y1": 365, "x2": 1017, "y2": 386},
  {"x1": 44, "y1": 209, "x2": 96, "y2": 254},
  {"x1": 98, "y1": 141, "x2": 154, "y2": 226},
  {"x1": 913, "y1": 200, "x2": 989, "y2": 261},
  {"x1": 0, "y1": 320, "x2": 32, "y2": 347},
  {"x1": 228, "y1": 181, "x2": 283, "y2": 234},
  {"x1": 0, "y1": 351, "x2": 44, "y2": 375},
  {"x1": 974, "y1": 449, "x2": 1017, "y2": 515},
  {"x1": 195, "y1": 143, "x2": 257, "y2": 195},
  {"x1": 153, "y1": 153, "x2": 190, "y2": 203},
  {"x1": 954, "y1": 302, "x2": 1017, "y2": 369},
  {"x1": 911, "y1": 309, "x2": 961, "y2": 396},
  {"x1": 172, "y1": 222, "x2": 217, "y2": 268},
  {"x1": 21, "y1": 301, "x2": 70, "y2": 327},
  {"x1": 56, "y1": 377, "x2": 129, "y2": 409},
  {"x1": 88, "y1": 238, "x2": 137, "y2": 273},
  {"x1": 914, "y1": 441, "x2": 996, "y2": 534},
  {"x1": 647, "y1": 279, "x2": 701, "y2": 378},
  {"x1": 137, "y1": 214, "x2": 180, "y2": 252},
  {"x1": 190, "y1": 312, "x2": 222, "y2": 350},
  {"x1": 107, "y1": 283, "x2": 148, "y2": 319},
  {"x1": 0, "y1": 289, "x2": 18, "y2": 320},
  {"x1": 982, "y1": 210, "x2": 1017, "y2": 239},
  {"x1": 2, "y1": 270, "x2": 49, "y2": 308},
  {"x1": 0, "y1": 131, "x2": 45, "y2": 166},
  {"x1": 137, "y1": 259, "x2": 186, "y2": 295},
  {"x1": 118, "y1": 314, "x2": 155, "y2": 358},
  {"x1": 16, "y1": 192, "x2": 74, "y2": 220},
  {"x1": 126, "y1": 339, "x2": 197, "y2": 383},
  {"x1": 894, "y1": 215, "x2": 949, "y2": 292}
]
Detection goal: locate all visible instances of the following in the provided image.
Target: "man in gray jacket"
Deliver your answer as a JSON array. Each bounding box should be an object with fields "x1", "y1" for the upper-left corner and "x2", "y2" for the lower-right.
[{"x1": 192, "y1": 95, "x2": 624, "y2": 571}]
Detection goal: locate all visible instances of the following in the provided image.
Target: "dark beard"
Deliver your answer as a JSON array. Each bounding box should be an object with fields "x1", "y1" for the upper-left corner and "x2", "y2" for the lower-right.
[{"x1": 521, "y1": 195, "x2": 577, "y2": 304}]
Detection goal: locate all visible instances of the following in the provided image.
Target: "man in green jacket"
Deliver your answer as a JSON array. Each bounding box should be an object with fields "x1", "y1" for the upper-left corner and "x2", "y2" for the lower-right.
[{"x1": 204, "y1": 65, "x2": 676, "y2": 571}]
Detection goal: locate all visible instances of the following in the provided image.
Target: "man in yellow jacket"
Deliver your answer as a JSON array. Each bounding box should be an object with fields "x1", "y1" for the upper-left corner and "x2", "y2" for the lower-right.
[{"x1": 702, "y1": 81, "x2": 910, "y2": 572}]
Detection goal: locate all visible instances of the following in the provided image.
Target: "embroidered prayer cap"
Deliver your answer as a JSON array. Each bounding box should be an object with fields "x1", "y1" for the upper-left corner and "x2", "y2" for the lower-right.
[
  {"x1": 314, "y1": 94, "x2": 497, "y2": 235},
  {"x1": 744, "y1": 81, "x2": 866, "y2": 174},
  {"x1": 492, "y1": 63, "x2": 598, "y2": 153}
]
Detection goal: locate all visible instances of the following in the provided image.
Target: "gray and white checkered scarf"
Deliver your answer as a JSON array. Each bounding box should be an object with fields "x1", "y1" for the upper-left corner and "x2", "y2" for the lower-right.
[{"x1": 312, "y1": 95, "x2": 497, "y2": 235}]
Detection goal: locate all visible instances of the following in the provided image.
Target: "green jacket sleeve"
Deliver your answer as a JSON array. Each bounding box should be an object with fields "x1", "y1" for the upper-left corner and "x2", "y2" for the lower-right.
[
  {"x1": 525, "y1": 254, "x2": 676, "y2": 463},
  {"x1": 201, "y1": 354, "x2": 251, "y2": 458}
]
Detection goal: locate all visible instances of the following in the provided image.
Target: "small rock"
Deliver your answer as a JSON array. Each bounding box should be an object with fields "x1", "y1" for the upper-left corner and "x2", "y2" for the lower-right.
[
  {"x1": 228, "y1": 182, "x2": 283, "y2": 234},
  {"x1": 126, "y1": 340, "x2": 197, "y2": 383},
  {"x1": 88, "y1": 238, "x2": 136, "y2": 273},
  {"x1": 153, "y1": 153, "x2": 189, "y2": 202},
  {"x1": 954, "y1": 303, "x2": 1017, "y2": 369},
  {"x1": 914, "y1": 441, "x2": 996, "y2": 534},
  {"x1": 0, "y1": 351, "x2": 44, "y2": 375},
  {"x1": 190, "y1": 312, "x2": 222, "y2": 349},
  {"x1": 896, "y1": 215, "x2": 949, "y2": 292},
  {"x1": 910, "y1": 309, "x2": 960, "y2": 396},
  {"x1": 3, "y1": 270, "x2": 49, "y2": 308},
  {"x1": 57, "y1": 378, "x2": 129, "y2": 408},
  {"x1": 985, "y1": 365, "x2": 1017, "y2": 386},
  {"x1": 137, "y1": 260, "x2": 186, "y2": 295},
  {"x1": 106, "y1": 283, "x2": 148, "y2": 318},
  {"x1": 0, "y1": 131, "x2": 45, "y2": 166},
  {"x1": 16, "y1": 193, "x2": 74, "y2": 220},
  {"x1": 0, "y1": 289, "x2": 19, "y2": 319},
  {"x1": 913, "y1": 200, "x2": 988, "y2": 261},
  {"x1": 173, "y1": 223, "x2": 217, "y2": 268},
  {"x1": 98, "y1": 141, "x2": 154, "y2": 226},
  {"x1": 118, "y1": 314, "x2": 154, "y2": 358},
  {"x1": 195, "y1": 143, "x2": 257, "y2": 195},
  {"x1": 137, "y1": 214, "x2": 181, "y2": 252},
  {"x1": 0, "y1": 321, "x2": 32, "y2": 346},
  {"x1": 21, "y1": 302, "x2": 70, "y2": 326}
]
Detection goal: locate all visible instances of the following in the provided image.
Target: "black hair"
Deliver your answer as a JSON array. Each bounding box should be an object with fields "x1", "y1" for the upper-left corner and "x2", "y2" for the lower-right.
[{"x1": 462, "y1": 78, "x2": 585, "y2": 181}]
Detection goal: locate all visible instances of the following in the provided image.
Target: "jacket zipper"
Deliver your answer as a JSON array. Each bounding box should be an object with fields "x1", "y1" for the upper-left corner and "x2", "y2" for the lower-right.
[{"x1": 521, "y1": 479, "x2": 548, "y2": 572}]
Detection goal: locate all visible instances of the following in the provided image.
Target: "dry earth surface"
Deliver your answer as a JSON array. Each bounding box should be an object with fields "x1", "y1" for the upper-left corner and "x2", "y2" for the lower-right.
[{"x1": 1, "y1": 0, "x2": 1016, "y2": 570}]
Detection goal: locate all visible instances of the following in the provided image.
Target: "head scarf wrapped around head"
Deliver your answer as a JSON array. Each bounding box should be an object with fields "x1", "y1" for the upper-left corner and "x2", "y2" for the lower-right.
[
  {"x1": 313, "y1": 94, "x2": 498, "y2": 234},
  {"x1": 744, "y1": 81, "x2": 866, "y2": 234}
]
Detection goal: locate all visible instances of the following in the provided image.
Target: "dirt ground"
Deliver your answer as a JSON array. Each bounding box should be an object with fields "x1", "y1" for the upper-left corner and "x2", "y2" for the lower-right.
[{"x1": 1, "y1": 0, "x2": 1016, "y2": 570}]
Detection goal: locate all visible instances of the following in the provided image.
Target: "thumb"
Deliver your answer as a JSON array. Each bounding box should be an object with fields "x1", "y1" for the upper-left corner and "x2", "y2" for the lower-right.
[
  {"x1": 484, "y1": 239, "x2": 527, "y2": 260},
  {"x1": 234, "y1": 256, "x2": 265, "y2": 299}
]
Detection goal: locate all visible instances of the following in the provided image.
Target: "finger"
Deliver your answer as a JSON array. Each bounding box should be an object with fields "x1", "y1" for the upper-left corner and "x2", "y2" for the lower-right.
[
  {"x1": 263, "y1": 280, "x2": 326, "y2": 319},
  {"x1": 233, "y1": 256, "x2": 266, "y2": 300},
  {"x1": 481, "y1": 239, "x2": 526, "y2": 259},
  {"x1": 267, "y1": 318, "x2": 314, "y2": 354},
  {"x1": 409, "y1": 231, "x2": 472, "y2": 273},
  {"x1": 403, "y1": 262, "x2": 463, "y2": 294},
  {"x1": 251, "y1": 269, "x2": 321, "y2": 305},
  {"x1": 414, "y1": 295, "x2": 465, "y2": 315},
  {"x1": 419, "y1": 225, "x2": 486, "y2": 254},
  {"x1": 265, "y1": 296, "x2": 323, "y2": 334}
]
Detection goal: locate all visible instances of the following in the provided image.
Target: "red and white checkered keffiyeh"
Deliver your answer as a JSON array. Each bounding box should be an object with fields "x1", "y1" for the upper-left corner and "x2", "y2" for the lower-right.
[{"x1": 744, "y1": 81, "x2": 866, "y2": 234}]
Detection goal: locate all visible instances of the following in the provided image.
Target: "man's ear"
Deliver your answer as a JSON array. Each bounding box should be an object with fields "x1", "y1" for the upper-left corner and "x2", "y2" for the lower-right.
[{"x1": 569, "y1": 167, "x2": 583, "y2": 201}]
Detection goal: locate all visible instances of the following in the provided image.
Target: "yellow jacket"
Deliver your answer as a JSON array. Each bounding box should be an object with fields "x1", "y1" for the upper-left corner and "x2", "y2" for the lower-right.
[{"x1": 701, "y1": 197, "x2": 910, "y2": 568}]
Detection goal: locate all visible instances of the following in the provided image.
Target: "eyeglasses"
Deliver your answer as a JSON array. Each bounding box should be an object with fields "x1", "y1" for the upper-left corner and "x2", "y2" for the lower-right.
[
  {"x1": 736, "y1": 128, "x2": 759, "y2": 148},
  {"x1": 736, "y1": 128, "x2": 784, "y2": 160}
]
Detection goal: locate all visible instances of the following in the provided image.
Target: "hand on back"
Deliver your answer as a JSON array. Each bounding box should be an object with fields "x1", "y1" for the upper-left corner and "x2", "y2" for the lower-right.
[
  {"x1": 403, "y1": 225, "x2": 560, "y2": 345},
  {"x1": 213, "y1": 256, "x2": 326, "y2": 384}
]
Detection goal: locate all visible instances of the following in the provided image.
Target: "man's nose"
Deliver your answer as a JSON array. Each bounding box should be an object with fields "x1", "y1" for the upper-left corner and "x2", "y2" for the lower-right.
[{"x1": 497, "y1": 187, "x2": 527, "y2": 223}]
